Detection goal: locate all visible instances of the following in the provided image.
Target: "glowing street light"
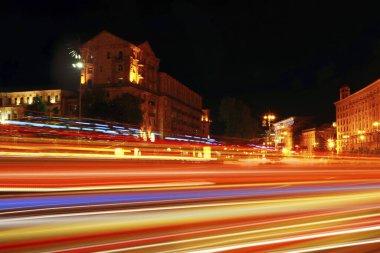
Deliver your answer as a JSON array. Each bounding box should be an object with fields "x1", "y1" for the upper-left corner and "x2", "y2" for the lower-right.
[
  {"x1": 72, "y1": 54, "x2": 85, "y2": 119},
  {"x1": 263, "y1": 113, "x2": 276, "y2": 127},
  {"x1": 263, "y1": 113, "x2": 276, "y2": 148},
  {"x1": 373, "y1": 121, "x2": 380, "y2": 152},
  {"x1": 358, "y1": 130, "x2": 365, "y2": 152}
]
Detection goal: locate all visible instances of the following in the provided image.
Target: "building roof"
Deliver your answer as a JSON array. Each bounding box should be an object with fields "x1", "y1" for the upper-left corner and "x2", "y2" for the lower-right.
[
  {"x1": 335, "y1": 78, "x2": 380, "y2": 105},
  {"x1": 138, "y1": 41, "x2": 158, "y2": 58}
]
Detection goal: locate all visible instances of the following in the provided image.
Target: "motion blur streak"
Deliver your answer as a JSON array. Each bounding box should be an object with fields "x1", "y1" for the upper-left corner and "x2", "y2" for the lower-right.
[
  {"x1": 2, "y1": 147, "x2": 380, "y2": 252},
  {"x1": 274, "y1": 238, "x2": 380, "y2": 253},
  {"x1": 185, "y1": 226, "x2": 380, "y2": 253}
]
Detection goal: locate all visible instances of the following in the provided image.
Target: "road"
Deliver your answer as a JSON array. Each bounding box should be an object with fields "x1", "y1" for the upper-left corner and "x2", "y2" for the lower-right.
[{"x1": 1, "y1": 157, "x2": 380, "y2": 252}]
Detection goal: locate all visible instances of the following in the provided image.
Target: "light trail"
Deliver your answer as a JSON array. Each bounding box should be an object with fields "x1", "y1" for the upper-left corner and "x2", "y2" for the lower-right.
[
  {"x1": 2, "y1": 120, "x2": 380, "y2": 253},
  {"x1": 29, "y1": 211, "x2": 380, "y2": 253}
]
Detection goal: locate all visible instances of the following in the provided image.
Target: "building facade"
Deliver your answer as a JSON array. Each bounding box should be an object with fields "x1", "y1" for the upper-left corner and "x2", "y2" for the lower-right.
[
  {"x1": 301, "y1": 124, "x2": 336, "y2": 153},
  {"x1": 335, "y1": 81, "x2": 380, "y2": 153},
  {"x1": 79, "y1": 31, "x2": 209, "y2": 137},
  {"x1": 273, "y1": 117, "x2": 295, "y2": 150},
  {"x1": 273, "y1": 116, "x2": 314, "y2": 151},
  {"x1": 0, "y1": 89, "x2": 77, "y2": 121}
]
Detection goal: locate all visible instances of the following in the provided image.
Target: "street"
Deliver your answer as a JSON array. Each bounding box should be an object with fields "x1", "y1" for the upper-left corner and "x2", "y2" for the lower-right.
[{"x1": 1, "y1": 157, "x2": 380, "y2": 252}]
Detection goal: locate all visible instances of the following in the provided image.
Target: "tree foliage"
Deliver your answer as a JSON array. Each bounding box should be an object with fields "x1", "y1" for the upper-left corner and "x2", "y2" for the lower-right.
[
  {"x1": 219, "y1": 97, "x2": 258, "y2": 139},
  {"x1": 83, "y1": 89, "x2": 143, "y2": 125},
  {"x1": 25, "y1": 96, "x2": 48, "y2": 115}
]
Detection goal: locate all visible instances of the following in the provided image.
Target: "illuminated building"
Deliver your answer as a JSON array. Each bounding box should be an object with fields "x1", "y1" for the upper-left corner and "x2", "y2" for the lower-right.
[
  {"x1": 273, "y1": 117, "x2": 295, "y2": 150},
  {"x1": 301, "y1": 124, "x2": 336, "y2": 152},
  {"x1": 0, "y1": 89, "x2": 77, "y2": 121},
  {"x1": 301, "y1": 128, "x2": 316, "y2": 152},
  {"x1": 200, "y1": 109, "x2": 211, "y2": 137},
  {"x1": 273, "y1": 116, "x2": 314, "y2": 151},
  {"x1": 335, "y1": 82, "x2": 380, "y2": 153},
  {"x1": 80, "y1": 31, "x2": 209, "y2": 137}
]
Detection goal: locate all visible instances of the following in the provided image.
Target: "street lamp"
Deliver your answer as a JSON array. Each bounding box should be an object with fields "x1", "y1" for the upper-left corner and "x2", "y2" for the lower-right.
[
  {"x1": 72, "y1": 55, "x2": 85, "y2": 119},
  {"x1": 263, "y1": 113, "x2": 276, "y2": 147},
  {"x1": 373, "y1": 121, "x2": 379, "y2": 152},
  {"x1": 358, "y1": 130, "x2": 365, "y2": 153},
  {"x1": 327, "y1": 138, "x2": 335, "y2": 155},
  {"x1": 342, "y1": 135, "x2": 350, "y2": 153}
]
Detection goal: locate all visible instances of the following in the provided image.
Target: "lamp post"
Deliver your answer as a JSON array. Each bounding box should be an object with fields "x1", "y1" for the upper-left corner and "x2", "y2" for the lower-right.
[
  {"x1": 342, "y1": 135, "x2": 350, "y2": 153},
  {"x1": 358, "y1": 130, "x2": 365, "y2": 153},
  {"x1": 263, "y1": 113, "x2": 276, "y2": 147},
  {"x1": 327, "y1": 138, "x2": 335, "y2": 155},
  {"x1": 72, "y1": 55, "x2": 85, "y2": 119},
  {"x1": 373, "y1": 121, "x2": 379, "y2": 152}
]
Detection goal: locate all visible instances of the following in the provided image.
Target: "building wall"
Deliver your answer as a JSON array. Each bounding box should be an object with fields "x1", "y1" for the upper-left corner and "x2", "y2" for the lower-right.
[
  {"x1": 273, "y1": 117, "x2": 295, "y2": 150},
  {"x1": 158, "y1": 72, "x2": 203, "y2": 136},
  {"x1": 201, "y1": 109, "x2": 211, "y2": 137},
  {"x1": 0, "y1": 89, "x2": 77, "y2": 120},
  {"x1": 335, "y1": 80, "x2": 380, "y2": 153},
  {"x1": 80, "y1": 31, "x2": 208, "y2": 137},
  {"x1": 302, "y1": 128, "x2": 316, "y2": 152}
]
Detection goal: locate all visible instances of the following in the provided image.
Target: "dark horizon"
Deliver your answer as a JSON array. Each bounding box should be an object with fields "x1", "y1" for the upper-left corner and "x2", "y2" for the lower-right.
[{"x1": 2, "y1": 1, "x2": 380, "y2": 130}]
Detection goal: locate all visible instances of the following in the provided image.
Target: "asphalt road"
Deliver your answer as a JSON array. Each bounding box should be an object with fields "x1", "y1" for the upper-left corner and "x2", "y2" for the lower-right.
[{"x1": 1, "y1": 157, "x2": 380, "y2": 252}]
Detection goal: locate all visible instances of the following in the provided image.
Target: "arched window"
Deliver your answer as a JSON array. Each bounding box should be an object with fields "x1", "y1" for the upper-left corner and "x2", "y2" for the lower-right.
[{"x1": 118, "y1": 51, "x2": 123, "y2": 59}]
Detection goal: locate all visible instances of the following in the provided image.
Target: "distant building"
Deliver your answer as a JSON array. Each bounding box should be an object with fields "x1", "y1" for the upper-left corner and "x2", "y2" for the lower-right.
[
  {"x1": 0, "y1": 89, "x2": 77, "y2": 121},
  {"x1": 273, "y1": 116, "x2": 314, "y2": 151},
  {"x1": 79, "y1": 31, "x2": 209, "y2": 137},
  {"x1": 335, "y1": 81, "x2": 380, "y2": 153},
  {"x1": 301, "y1": 124, "x2": 336, "y2": 152},
  {"x1": 273, "y1": 117, "x2": 295, "y2": 150},
  {"x1": 200, "y1": 109, "x2": 211, "y2": 137}
]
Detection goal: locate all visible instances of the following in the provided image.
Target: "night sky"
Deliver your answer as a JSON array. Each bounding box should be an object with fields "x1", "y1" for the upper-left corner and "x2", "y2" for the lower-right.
[{"x1": 2, "y1": 1, "x2": 380, "y2": 131}]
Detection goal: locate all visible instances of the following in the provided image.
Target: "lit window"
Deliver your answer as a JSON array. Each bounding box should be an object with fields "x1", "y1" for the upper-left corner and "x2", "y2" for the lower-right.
[{"x1": 88, "y1": 67, "x2": 93, "y2": 74}]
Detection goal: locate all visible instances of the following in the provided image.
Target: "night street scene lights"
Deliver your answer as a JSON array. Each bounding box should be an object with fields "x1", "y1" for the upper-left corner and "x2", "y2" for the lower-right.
[
  {"x1": 327, "y1": 138, "x2": 335, "y2": 154},
  {"x1": 358, "y1": 130, "x2": 365, "y2": 152},
  {"x1": 373, "y1": 121, "x2": 380, "y2": 151},
  {"x1": 72, "y1": 54, "x2": 85, "y2": 119},
  {"x1": 262, "y1": 113, "x2": 276, "y2": 147}
]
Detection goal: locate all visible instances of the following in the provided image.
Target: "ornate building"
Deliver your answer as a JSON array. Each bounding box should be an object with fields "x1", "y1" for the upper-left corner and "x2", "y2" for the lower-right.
[
  {"x1": 335, "y1": 81, "x2": 380, "y2": 153},
  {"x1": 79, "y1": 31, "x2": 209, "y2": 137},
  {"x1": 0, "y1": 89, "x2": 77, "y2": 121}
]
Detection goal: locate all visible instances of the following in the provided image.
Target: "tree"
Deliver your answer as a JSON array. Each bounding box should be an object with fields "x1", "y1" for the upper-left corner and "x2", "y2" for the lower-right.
[
  {"x1": 25, "y1": 96, "x2": 48, "y2": 115},
  {"x1": 83, "y1": 89, "x2": 143, "y2": 126},
  {"x1": 108, "y1": 93, "x2": 143, "y2": 125},
  {"x1": 219, "y1": 97, "x2": 258, "y2": 139}
]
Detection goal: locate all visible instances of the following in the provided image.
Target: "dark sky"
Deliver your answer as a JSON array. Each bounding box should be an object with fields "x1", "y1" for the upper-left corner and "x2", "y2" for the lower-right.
[{"x1": 2, "y1": 1, "x2": 380, "y2": 129}]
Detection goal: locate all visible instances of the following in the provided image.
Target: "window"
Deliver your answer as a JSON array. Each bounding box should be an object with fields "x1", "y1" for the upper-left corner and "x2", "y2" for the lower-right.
[
  {"x1": 100, "y1": 66, "x2": 103, "y2": 72},
  {"x1": 47, "y1": 96, "x2": 51, "y2": 103},
  {"x1": 87, "y1": 67, "x2": 93, "y2": 74},
  {"x1": 20, "y1": 97, "x2": 24, "y2": 104},
  {"x1": 8, "y1": 98, "x2": 11, "y2": 105},
  {"x1": 14, "y1": 98, "x2": 18, "y2": 105},
  {"x1": 118, "y1": 51, "x2": 123, "y2": 59},
  {"x1": 55, "y1": 95, "x2": 59, "y2": 103},
  {"x1": 118, "y1": 65, "x2": 123, "y2": 71},
  {"x1": 107, "y1": 52, "x2": 111, "y2": 59}
]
